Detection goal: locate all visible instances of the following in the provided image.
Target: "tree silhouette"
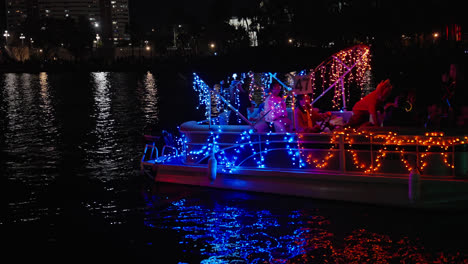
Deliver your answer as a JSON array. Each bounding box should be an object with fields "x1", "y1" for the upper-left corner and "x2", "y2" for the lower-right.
[
  {"x1": 21, "y1": 16, "x2": 94, "y2": 61},
  {"x1": 68, "y1": 16, "x2": 94, "y2": 61}
]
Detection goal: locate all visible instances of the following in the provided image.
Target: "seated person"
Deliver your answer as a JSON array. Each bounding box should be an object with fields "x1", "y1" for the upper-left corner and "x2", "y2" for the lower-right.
[
  {"x1": 294, "y1": 94, "x2": 331, "y2": 132},
  {"x1": 346, "y1": 79, "x2": 393, "y2": 128},
  {"x1": 247, "y1": 101, "x2": 264, "y2": 123},
  {"x1": 382, "y1": 95, "x2": 404, "y2": 126},
  {"x1": 455, "y1": 105, "x2": 468, "y2": 129},
  {"x1": 382, "y1": 91, "x2": 419, "y2": 127},
  {"x1": 254, "y1": 83, "x2": 292, "y2": 133},
  {"x1": 425, "y1": 103, "x2": 443, "y2": 130}
]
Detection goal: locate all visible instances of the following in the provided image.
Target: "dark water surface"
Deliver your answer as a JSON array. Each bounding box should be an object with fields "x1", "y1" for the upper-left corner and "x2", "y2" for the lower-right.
[{"x1": 1, "y1": 71, "x2": 468, "y2": 263}]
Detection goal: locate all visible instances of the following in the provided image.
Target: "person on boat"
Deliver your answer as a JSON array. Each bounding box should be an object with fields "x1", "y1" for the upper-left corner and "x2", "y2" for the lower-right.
[
  {"x1": 247, "y1": 100, "x2": 264, "y2": 122},
  {"x1": 382, "y1": 94, "x2": 406, "y2": 127},
  {"x1": 228, "y1": 75, "x2": 250, "y2": 125},
  {"x1": 424, "y1": 102, "x2": 443, "y2": 130},
  {"x1": 294, "y1": 94, "x2": 331, "y2": 133},
  {"x1": 455, "y1": 104, "x2": 468, "y2": 129},
  {"x1": 346, "y1": 79, "x2": 393, "y2": 128},
  {"x1": 382, "y1": 88, "x2": 422, "y2": 128},
  {"x1": 210, "y1": 84, "x2": 228, "y2": 125},
  {"x1": 254, "y1": 82, "x2": 292, "y2": 133},
  {"x1": 440, "y1": 63, "x2": 466, "y2": 127},
  {"x1": 441, "y1": 64, "x2": 461, "y2": 109}
]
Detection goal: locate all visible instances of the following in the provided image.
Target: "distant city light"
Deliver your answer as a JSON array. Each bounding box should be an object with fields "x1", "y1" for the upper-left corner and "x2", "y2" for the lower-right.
[
  {"x1": 210, "y1": 43, "x2": 215, "y2": 48},
  {"x1": 94, "y1": 22, "x2": 100, "y2": 28},
  {"x1": 433, "y1": 32, "x2": 439, "y2": 38},
  {"x1": 288, "y1": 38, "x2": 293, "y2": 43}
]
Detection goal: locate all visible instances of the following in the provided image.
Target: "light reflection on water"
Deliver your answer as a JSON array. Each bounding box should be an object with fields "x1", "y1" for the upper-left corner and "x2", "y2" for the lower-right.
[
  {"x1": 1, "y1": 71, "x2": 159, "y2": 226},
  {"x1": 81, "y1": 71, "x2": 159, "y2": 224},
  {"x1": 142, "y1": 187, "x2": 468, "y2": 264},
  {"x1": 140, "y1": 71, "x2": 158, "y2": 123},
  {"x1": 2, "y1": 72, "x2": 468, "y2": 263},
  {"x1": 2, "y1": 72, "x2": 61, "y2": 223},
  {"x1": 85, "y1": 72, "x2": 118, "y2": 179},
  {"x1": 83, "y1": 71, "x2": 159, "y2": 181}
]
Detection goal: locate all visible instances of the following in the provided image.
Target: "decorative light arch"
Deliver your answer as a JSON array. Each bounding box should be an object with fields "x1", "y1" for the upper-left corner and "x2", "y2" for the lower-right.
[{"x1": 286, "y1": 44, "x2": 372, "y2": 110}]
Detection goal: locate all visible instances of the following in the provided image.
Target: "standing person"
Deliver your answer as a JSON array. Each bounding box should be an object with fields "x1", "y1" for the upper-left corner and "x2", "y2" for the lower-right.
[
  {"x1": 210, "y1": 84, "x2": 222, "y2": 117},
  {"x1": 210, "y1": 84, "x2": 228, "y2": 125},
  {"x1": 254, "y1": 83, "x2": 291, "y2": 133},
  {"x1": 441, "y1": 64, "x2": 461, "y2": 108},
  {"x1": 228, "y1": 76, "x2": 250, "y2": 124},
  {"x1": 441, "y1": 63, "x2": 466, "y2": 127},
  {"x1": 346, "y1": 79, "x2": 393, "y2": 128}
]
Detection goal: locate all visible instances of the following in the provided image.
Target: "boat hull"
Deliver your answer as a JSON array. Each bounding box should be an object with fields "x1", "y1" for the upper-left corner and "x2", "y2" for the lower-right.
[{"x1": 142, "y1": 162, "x2": 468, "y2": 209}]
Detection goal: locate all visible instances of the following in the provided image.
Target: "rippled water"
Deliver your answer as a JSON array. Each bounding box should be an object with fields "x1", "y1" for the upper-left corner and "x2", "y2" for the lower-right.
[{"x1": 1, "y1": 71, "x2": 468, "y2": 263}]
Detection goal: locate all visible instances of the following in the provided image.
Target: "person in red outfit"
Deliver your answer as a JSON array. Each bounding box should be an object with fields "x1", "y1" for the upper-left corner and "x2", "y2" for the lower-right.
[
  {"x1": 294, "y1": 94, "x2": 331, "y2": 132},
  {"x1": 346, "y1": 79, "x2": 393, "y2": 128}
]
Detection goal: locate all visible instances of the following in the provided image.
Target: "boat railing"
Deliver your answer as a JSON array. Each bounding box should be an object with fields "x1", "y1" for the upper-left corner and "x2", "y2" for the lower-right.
[
  {"x1": 141, "y1": 143, "x2": 158, "y2": 164},
  {"x1": 180, "y1": 128, "x2": 468, "y2": 178}
]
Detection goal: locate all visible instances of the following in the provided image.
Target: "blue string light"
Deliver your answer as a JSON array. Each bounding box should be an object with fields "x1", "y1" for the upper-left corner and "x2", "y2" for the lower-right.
[{"x1": 160, "y1": 73, "x2": 313, "y2": 172}]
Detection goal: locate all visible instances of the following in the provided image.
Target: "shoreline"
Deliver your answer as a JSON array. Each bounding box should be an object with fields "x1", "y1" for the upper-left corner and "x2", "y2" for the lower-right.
[{"x1": 1, "y1": 44, "x2": 466, "y2": 74}]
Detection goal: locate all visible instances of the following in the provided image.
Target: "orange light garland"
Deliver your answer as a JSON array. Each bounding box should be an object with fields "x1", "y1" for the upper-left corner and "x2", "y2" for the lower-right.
[{"x1": 297, "y1": 128, "x2": 467, "y2": 174}]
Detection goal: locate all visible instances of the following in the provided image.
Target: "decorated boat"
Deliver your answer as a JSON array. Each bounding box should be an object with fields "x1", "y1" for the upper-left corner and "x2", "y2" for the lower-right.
[{"x1": 141, "y1": 45, "x2": 468, "y2": 209}]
